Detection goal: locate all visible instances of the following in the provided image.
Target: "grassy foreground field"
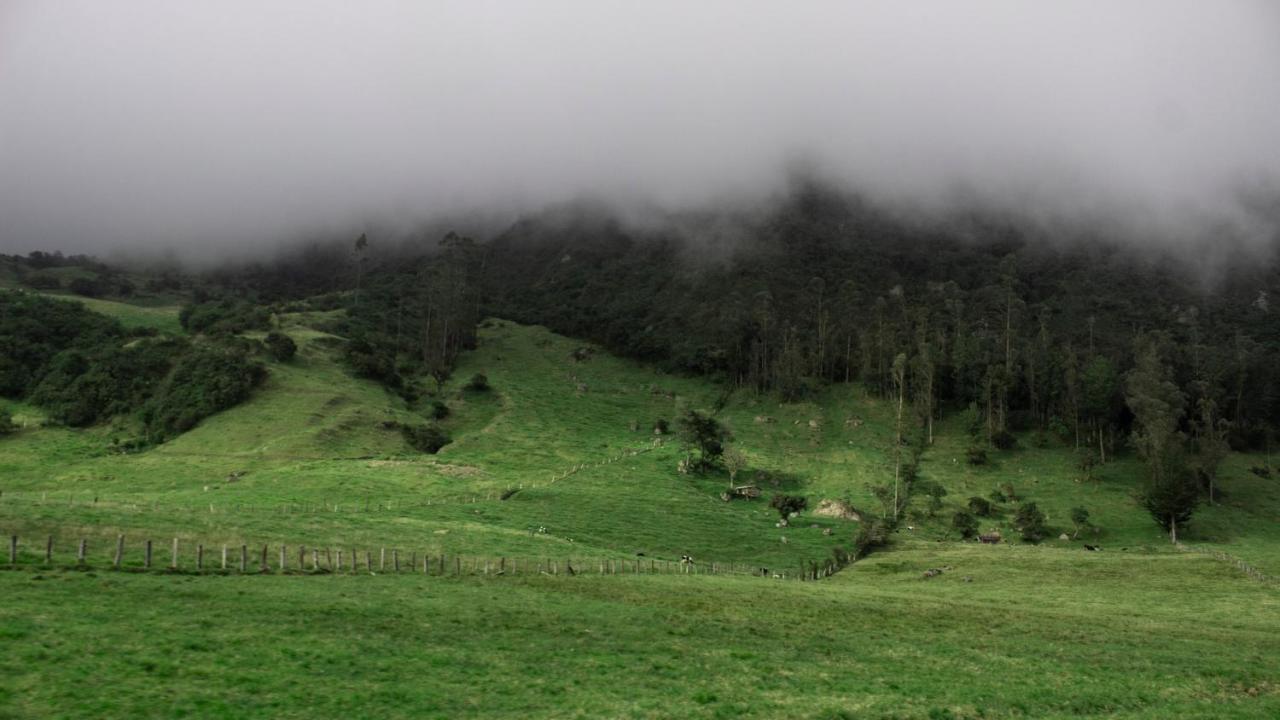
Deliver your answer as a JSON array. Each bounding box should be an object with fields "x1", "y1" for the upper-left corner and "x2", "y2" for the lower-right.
[
  {"x1": 2, "y1": 545, "x2": 1277, "y2": 719},
  {"x1": 2, "y1": 302, "x2": 1279, "y2": 718}
]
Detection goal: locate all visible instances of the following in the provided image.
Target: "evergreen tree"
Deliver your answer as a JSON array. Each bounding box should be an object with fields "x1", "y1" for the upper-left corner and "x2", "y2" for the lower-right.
[{"x1": 1126, "y1": 335, "x2": 1196, "y2": 543}]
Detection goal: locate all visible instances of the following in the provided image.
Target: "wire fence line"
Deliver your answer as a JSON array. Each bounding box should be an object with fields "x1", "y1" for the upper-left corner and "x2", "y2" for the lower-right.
[
  {"x1": 1175, "y1": 542, "x2": 1278, "y2": 586},
  {"x1": 4, "y1": 533, "x2": 833, "y2": 582}
]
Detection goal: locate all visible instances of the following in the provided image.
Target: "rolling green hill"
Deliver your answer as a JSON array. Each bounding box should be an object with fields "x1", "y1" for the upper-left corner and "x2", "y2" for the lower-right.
[{"x1": 2, "y1": 308, "x2": 1278, "y2": 718}]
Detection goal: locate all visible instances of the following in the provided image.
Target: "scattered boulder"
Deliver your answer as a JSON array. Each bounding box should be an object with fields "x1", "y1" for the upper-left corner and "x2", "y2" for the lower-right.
[
  {"x1": 922, "y1": 568, "x2": 944, "y2": 579},
  {"x1": 844, "y1": 416, "x2": 864, "y2": 429},
  {"x1": 812, "y1": 498, "x2": 863, "y2": 522},
  {"x1": 1058, "y1": 533, "x2": 1070, "y2": 541},
  {"x1": 979, "y1": 531, "x2": 1002, "y2": 544},
  {"x1": 822, "y1": 528, "x2": 832, "y2": 536},
  {"x1": 753, "y1": 415, "x2": 776, "y2": 424},
  {"x1": 808, "y1": 419, "x2": 820, "y2": 429}
]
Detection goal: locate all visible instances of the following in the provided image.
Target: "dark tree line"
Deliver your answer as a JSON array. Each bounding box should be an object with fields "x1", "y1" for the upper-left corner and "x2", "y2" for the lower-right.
[
  {"x1": 341, "y1": 232, "x2": 486, "y2": 400},
  {"x1": 0, "y1": 290, "x2": 267, "y2": 443},
  {"x1": 483, "y1": 188, "x2": 1279, "y2": 459}
]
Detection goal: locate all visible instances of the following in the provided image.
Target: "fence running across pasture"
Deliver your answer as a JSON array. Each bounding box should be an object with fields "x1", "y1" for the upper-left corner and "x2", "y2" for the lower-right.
[
  {"x1": 1176, "y1": 542, "x2": 1279, "y2": 586},
  {"x1": 4, "y1": 534, "x2": 842, "y2": 581}
]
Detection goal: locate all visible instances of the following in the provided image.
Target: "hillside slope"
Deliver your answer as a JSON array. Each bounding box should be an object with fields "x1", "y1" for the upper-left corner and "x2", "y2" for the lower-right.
[
  {"x1": 3, "y1": 309, "x2": 1279, "y2": 719},
  {"x1": 2, "y1": 312, "x2": 1278, "y2": 575}
]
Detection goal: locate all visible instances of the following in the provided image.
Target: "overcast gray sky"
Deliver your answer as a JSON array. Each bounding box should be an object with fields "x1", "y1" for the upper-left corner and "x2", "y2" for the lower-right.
[{"x1": 1, "y1": 1, "x2": 1278, "y2": 259}]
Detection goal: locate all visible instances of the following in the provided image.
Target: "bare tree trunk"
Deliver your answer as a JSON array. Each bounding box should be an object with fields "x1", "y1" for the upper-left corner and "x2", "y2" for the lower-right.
[
  {"x1": 845, "y1": 334, "x2": 852, "y2": 384},
  {"x1": 894, "y1": 376, "x2": 905, "y2": 521}
]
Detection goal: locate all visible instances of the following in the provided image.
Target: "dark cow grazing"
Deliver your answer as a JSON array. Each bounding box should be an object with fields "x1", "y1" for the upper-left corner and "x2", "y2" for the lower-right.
[
  {"x1": 1083, "y1": 544, "x2": 1102, "y2": 552},
  {"x1": 979, "y1": 532, "x2": 1002, "y2": 544}
]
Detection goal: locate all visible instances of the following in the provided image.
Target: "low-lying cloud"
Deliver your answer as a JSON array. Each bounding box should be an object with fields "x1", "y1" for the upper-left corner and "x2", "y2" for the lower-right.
[{"x1": 1, "y1": 1, "x2": 1278, "y2": 260}]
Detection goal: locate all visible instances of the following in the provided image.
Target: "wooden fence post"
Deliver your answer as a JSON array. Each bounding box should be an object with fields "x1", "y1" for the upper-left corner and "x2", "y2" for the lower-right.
[
  {"x1": 365, "y1": 551, "x2": 372, "y2": 573},
  {"x1": 394, "y1": 550, "x2": 400, "y2": 572},
  {"x1": 171, "y1": 538, "x2": 179, "y2": 569},
  {"x1": 77, "y1": 539, "x2": 86, "y2": 566},
  {"x1": 222, "y1": 545, "x2": 228, "y2": 570},
  {"x1": 45, "y1": 536, "x2": 53, "y2": 565},
  {"x1": 240, "y1": 545, "x2": 248, "y2": 573},
  {"x1": 145, "y1": 540, "x2": 153, "y2": 569},
  {"x1": 336, "y1": 550, "x2": 343, "y2": 571},
  {"x1": 380, "y1": 548, "x2": 386, "y2": 572},
  {"x1": 197, "y1": 544, "x2": 204, "y2": 571},
  {"x1": 312, "y1": 548, "x2": 319, "y2": 571},
  {"x1": 500, "y1": 557, "x2": 505, "y2": 574},
  {"x1": 455, "y1": 556, "x2": 461, "y2": 576},
  {"x1": 299, "y1": 545, "x2": 305, "y2": 571},
  {"x1": 280, "y1": 545, "x2": 286, "y2": 572},
  {"x1": 114, "y1": 536, "x2": 124, "y2": 569}
]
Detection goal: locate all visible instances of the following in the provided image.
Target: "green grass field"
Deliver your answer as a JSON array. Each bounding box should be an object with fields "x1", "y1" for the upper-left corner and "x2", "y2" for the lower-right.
[{"x1": 2, "y1": 307, "x2": 1278, "y2": 718}]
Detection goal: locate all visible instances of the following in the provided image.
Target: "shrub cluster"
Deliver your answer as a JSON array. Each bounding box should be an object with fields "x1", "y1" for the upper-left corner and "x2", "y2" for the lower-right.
[
  {"x1": 951, "y1": 510, "x2": 979, "y2": 539},
  {"x1": 68, "y1": 276, "x2": 108, "y2": 298},
  {"x1": 263, "y1": 331, "x2": 297, "y2": 362},
  {"x1": 401, "y1": 424, "x2": 451, "y2": 454},
  {"x1": 1014, "y1": 502, "x2": 1048, "y2": 543},
  {"x1": 31, "y1": 338, "x2": 185, "y2": 427},
  {"x1": 854, "y1": 519, "x2": 892, "y2": 558},
  {"x1": 967, "y1": 496, "x2": 993, "y2": 516},
  {"x1": 769, "y1": 494, "x2": 808, "y2": 519},
  {"x1": 141, "y1": 344, "x2": 267, "y2": 440},
  {"x1": 179, "y1": 298, "x2": 271, "y2": 335}
]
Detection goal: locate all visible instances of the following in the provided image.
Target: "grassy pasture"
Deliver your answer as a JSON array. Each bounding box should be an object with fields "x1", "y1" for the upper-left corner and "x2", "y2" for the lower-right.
[
  {"x1": 1, "y1": 314, "x2": 1278, "y2": 718},
  {"x1": 1, "y1": 544, "x2": 1277, "y2": 719}
]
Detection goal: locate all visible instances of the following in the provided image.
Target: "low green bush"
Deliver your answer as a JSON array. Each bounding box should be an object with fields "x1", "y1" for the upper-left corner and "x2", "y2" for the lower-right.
[{"x1": 402, "y1": 424, "x2": 450, "y2": 454}]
